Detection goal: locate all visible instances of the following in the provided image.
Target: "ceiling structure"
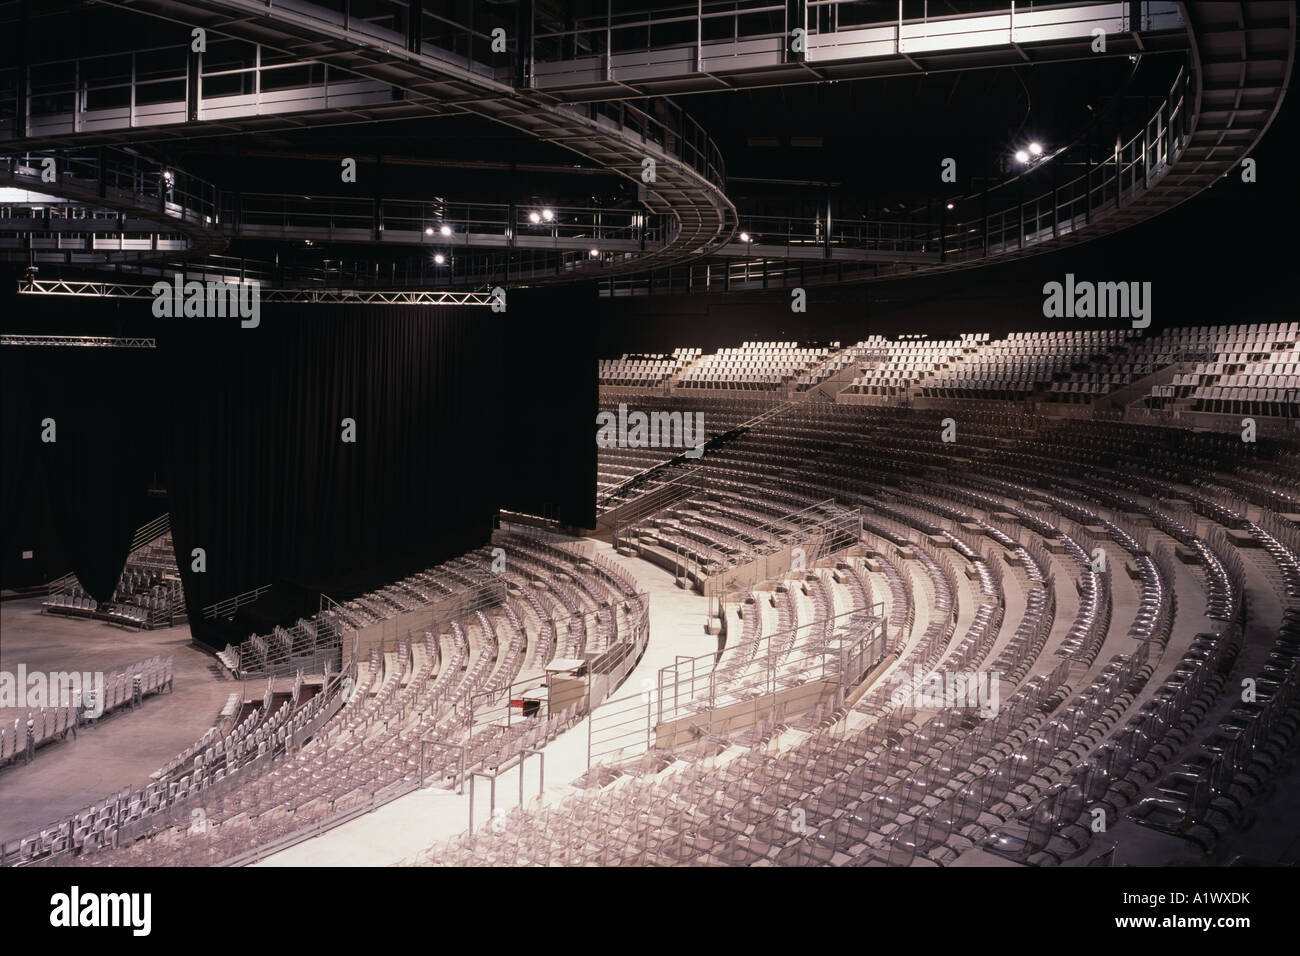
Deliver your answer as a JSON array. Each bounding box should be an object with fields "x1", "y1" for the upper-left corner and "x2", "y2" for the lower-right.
[{"x1": 0, "y1": 1, "x2": 1292, "y2": 295}]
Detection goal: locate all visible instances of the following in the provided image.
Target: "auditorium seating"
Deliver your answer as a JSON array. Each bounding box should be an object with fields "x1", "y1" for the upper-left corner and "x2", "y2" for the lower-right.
[
  {"x1": 599, "y1": 348, "x2": 701, "y2": 387},
  {"x1": 6, "y1": 526, "x2": 647, "y2": 867},
  {"x1": 0, "y1": 657, "x2": 173, "y2": 774},
  {"x1": 42, "y1": 534, "x2": 186, "y2": 629},
  {"x1": 11, "y1": 322, "x2": 1295, "y2": 868},
  {"x1": 676, "y1": 342, "x2": 839, "y2": 391},
  {"x1": 597, "y1": 328, "x2": 1298, "y2": 421},
  {"x1": 1140, "y1": 322, "x2": 1299, "y2": 418},
  {"x1": 415, "y1": 359, "x2": 1296, "y2": 866}
]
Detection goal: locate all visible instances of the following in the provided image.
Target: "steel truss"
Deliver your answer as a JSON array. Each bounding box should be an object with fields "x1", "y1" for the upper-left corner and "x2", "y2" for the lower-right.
[
  {"x1": 15, "y1": 279, "x2": 497, "y2": 305},
  {"x1": 0, "y1": 334, "x2": 157, "y2": 348}
]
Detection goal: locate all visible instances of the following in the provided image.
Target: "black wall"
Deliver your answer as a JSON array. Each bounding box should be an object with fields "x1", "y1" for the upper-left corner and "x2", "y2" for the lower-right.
[
  {"x1": 2, "y1": 335, "x2": 159, "y2": 598},
  {"x1": 599, "y1": 85, "x2": 1297, "y2": 356},
  {"x1": 1, "y1": 283, "x2": 596, "y2": 646},
  {"x1": 496, "y1": 285, "x2": 598, "y2": 530}
]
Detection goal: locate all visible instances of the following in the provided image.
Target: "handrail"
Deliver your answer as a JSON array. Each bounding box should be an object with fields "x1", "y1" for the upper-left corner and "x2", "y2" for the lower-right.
[
  {"x1": 202, "y1": 583, "x2": 272, "y2": 620},
  {"x1": 129, "y1": 514, "x2": 171, "y2": 553}
]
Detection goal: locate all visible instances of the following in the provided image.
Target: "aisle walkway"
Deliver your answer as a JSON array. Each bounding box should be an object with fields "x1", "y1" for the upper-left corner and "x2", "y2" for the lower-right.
[{"x1": 257, "y1": 542, "x2": 715, "y2": 867}]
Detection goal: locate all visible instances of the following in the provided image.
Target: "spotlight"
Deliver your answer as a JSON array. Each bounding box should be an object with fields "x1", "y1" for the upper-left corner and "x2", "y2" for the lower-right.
[
  {"x1": 541, "y1": 208, "x2": 554, "y2": 222},
  {"x1": 528, "y1": 212, "x2": 541, "y2": 224},
  {"x1": 440, "y1": 225, "x2": 452, "y2": 236},
  {"x1": 589, "y1": 248, "x2": 600, "y2": 258},
  {"x1": 739, "y1": 231, "x2": 751, "y2": 242},
  {"x1": 433, "y1": 253, "x2": 446, "y2": 265},
  {"x1": 161, "y1": 169, "x2": 174, "y2": 185},
  {"x1": 425, "y1": 227, "x2": 435, "y2": 236},
  {"x1": 1028, "y1": 142, "x2": 1043, "y2": 156},
  {"x1": 946, "y1": 202, "x2": 954, "y2": 210},
  {"x1": 1014, "y1": 150, "x2": 1030, "y2": 164}
]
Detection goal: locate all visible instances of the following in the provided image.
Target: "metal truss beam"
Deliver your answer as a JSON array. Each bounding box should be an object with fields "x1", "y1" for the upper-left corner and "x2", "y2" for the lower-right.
[
  {"x1": 0, "y1": 334, "x2": 157, "y2": 348},
  {"x1": 15, "y1": 278, "x2": 497, "y2": 305}
]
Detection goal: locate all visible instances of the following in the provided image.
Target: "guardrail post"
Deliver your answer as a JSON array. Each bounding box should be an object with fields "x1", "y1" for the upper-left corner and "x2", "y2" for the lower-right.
[
  {"x1": 519, "y1": 748, "x2": 544, "y2": 808},
  {"x1": 1114, "y1": 136, "x2": 1122, "y2": 209},
  {"x1": 1051, "y1": 163, "x2": 1059, "y2": 239},
  {"x1": 1085, "y1": 145, "x2": 1093, "y2": 224}
]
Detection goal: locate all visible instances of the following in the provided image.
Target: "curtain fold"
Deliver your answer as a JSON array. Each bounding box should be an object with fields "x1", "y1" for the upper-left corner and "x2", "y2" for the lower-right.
[{"x1": 2, "y1": 287, "x2": 596, "y2": 642}]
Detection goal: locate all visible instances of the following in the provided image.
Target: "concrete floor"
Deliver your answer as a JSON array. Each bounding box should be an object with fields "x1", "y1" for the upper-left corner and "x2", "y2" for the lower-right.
[{"x1": 0, "y1": 597, "x2": 233, "y2": 841}]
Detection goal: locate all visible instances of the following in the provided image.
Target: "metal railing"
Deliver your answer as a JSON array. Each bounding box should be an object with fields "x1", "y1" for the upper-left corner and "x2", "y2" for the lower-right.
[
  {"x1": 202, "y1": 582, "x2": 273, "y2": 621},
  {"x1": 228, "y1": 193, "x2": 668, "y2": 248},
  {"x1": 129, "y1": 514, "x2": 171, "y2": 553},
  {"x1": 587, "y1": 596, "x2": 886, "y2": 768},
  {"x1": 601, "y1": 60, "x2": 1195, "y2": 295},
  {"x1": 2, "y1": 147, "x2": 221, "y2": 227}
]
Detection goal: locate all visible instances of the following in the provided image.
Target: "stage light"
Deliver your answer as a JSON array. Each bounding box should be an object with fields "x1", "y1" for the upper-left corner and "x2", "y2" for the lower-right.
[
  {"x1": 162, "y1": 170, "x2": 174, "y2": 186},
  {"x1": 1029, "y1": 142, "x2": 1043, "y2": 156},
  {"x1": 1014, "y1": 150, "x2": 1030, "y2": 164},
  {"x1": 946, "y1": 202, "x2": 954, "y2": 210},
  {"x1": 739, "y1": 231, "x2": 751, "y2": 242},
  {"x1": 528, "y1": 212, "x2": 541, "y2": 224},
  {"x1": 541, "y1": 208, "x2": 554, "y2": 221},
  {"x1": 425, "y1": 227, "x2": 435, "y2": 236},
  {"x1": 440, "y1": 225, "x2": 452, "y2": 236},
  {"x1": 589, "y1": 248, "x2": 600, "y2": 258},
  {"x1": 434, "y1": 253, "x2": 446, "y2": 265}
]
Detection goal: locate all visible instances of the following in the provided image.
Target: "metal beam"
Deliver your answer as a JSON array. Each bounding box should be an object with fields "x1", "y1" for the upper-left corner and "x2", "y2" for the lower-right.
[
  {"x1": 15, "y1": 278, "x2": 499, "y2": 305},
  {"x1": 0, "y1": 334, "x2": 157, "y2": 348}
]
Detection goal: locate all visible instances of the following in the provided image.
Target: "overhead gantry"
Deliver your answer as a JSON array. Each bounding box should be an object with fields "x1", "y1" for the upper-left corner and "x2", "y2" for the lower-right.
[{"x1": 0, "y1": 1, "x2": 1292, "y2": 289}]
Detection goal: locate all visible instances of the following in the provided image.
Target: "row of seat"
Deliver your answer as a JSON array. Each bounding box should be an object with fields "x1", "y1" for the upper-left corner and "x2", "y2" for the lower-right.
[{"x1": 0, "y1": 656, "x2": 173, "y2": 773}]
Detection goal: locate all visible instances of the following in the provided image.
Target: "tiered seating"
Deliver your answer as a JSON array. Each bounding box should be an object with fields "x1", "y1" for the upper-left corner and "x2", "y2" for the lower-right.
[
  {"x1": 920, "y1": 330, "x2": 1135, "y2": 402},
  {"x1": 596, "y1": 395, "x2": 774, "y2": 499},
  {"x1": 418, "y1": 368, "x2": 1297, "y2": 867},
  {"x1": 19, "y1": 323, "x2": 1296, "y2": 868},
  {"x1": 795, "y1": 345, "x2": 866, "y2": 392},
  {"x1": 218, "y1": 556, "x2": 505, "y2": 678},
  {"x1": 599, "y1": 348, "x2": 700, "y2": 386},
  {"x1": 42, "y1": 534, "x2": 185, "y2": 629},
  {"x1": 11, "y1": 528, "x2": 646, "y2": 867},
  {"x1": 1141, "y1": 322, "x2": 1299, "y2": 417},
  {"x1": 676, "y1": 341, "x2": 838, "y2": 390},
  {"x1": 841, "y1": 334, "x2": 984, "y2": 401}
]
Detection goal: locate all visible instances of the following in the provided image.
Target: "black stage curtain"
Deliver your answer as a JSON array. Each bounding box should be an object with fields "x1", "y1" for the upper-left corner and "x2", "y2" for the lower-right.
[
  {"x1": 3, "y1": 280, "x2": 597, "y2": 643},
  {"x1": 1, "y1": 291, "x2": 159, "y2": 598},
  {"x1": 159, "y1": 303, "x2": 503, "y2": 642},
  {"x1": 494, "y1": 284, "x2": 598, "y2": 531}
]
